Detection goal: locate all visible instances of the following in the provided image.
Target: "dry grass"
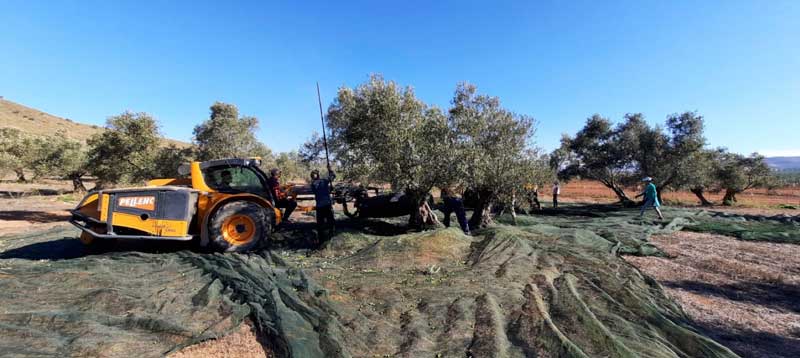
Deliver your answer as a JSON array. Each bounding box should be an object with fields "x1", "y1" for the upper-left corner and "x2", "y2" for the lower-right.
[
  {"x1": 0, "y1": 98, "x2": 188, "y2": 146},
  {"x1": 169, "y1": 321, "x2": 271, "y2": 358},
  {"x1": 626, "y1": 231, "x2": 800, "y2": 358}
]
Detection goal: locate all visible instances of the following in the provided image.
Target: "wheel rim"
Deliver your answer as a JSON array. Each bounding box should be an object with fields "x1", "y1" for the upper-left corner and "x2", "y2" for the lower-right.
[{"x1": 222, "y1": 214, "x2": 256, "y2": 245}]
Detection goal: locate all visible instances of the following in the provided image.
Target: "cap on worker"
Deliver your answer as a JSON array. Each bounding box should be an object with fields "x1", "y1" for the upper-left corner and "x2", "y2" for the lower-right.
[{"x1": 642, "y1": 177, "x2": 653, "y2": 182}]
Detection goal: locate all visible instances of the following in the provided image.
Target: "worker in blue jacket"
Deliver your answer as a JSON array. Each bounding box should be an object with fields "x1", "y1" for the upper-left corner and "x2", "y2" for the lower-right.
[{"x1": 636, "y1": 177, "x2": 664, "y2": 220}]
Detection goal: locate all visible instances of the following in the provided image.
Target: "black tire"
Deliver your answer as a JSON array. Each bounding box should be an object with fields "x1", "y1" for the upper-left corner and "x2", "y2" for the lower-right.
[{"x1": 208, "y1": 201, "x2": 271, "y2": 252}]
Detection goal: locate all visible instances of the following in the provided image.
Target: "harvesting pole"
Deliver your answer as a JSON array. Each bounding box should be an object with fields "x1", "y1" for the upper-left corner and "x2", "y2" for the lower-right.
[{"x1": 316, "y1": 82, "x2": 332, "y2": 174}]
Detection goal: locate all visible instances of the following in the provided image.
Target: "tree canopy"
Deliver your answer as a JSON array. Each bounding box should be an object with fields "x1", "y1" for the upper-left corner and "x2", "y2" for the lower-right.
[
  {"x1": 193, "y1": 102, "x2": 271, "y2": 161},
  {"x1": 447, "y1": 82, "x2": 538, "y2": 227},
  {"x1": 86, "y1": 112, "x2": 163, "y2": 186}
]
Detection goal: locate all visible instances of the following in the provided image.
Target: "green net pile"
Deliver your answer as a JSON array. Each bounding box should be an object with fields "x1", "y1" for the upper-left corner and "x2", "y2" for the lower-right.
[{"x1": 1, "y1": 205, "x2": 796, "y2": 357}]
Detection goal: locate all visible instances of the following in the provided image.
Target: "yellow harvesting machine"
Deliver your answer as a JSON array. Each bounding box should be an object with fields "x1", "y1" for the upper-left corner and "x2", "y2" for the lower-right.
[{"x1": 70, "y1": 158, "x2": 286, "y2": 252}]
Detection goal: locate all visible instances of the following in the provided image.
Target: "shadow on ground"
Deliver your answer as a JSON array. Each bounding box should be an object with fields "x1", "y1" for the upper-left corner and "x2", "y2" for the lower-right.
[
  {"x1": 689, "y1": 317, "x2": 800, "y2": 358},
  {"x1": 662, "y1": 280, "x2": 800, "y2": 314},
  {"x1": 0, "y1": 210, "x2": 70, "y2": 223}
]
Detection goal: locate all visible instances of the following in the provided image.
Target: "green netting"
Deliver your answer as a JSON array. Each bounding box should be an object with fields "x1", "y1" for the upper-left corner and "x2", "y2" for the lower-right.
[{"x1": 3, "y1": 204, "x2": 793, "y2": 357}]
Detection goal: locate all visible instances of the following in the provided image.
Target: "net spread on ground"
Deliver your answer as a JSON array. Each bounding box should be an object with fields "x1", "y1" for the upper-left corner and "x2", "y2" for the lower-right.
[{"x1": 1, "y1": 205, "x2": 798, "y2": 357}]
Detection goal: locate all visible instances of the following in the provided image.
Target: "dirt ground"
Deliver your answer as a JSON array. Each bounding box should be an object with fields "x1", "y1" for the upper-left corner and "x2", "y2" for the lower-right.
[
  {"x1": 559, "y1": 180, "x2": 800, "y2": 211},
  {"x1": 170, "y1": 321, "x2": 272, "y2": 358},
  {"x1": 0, "y1": 195, "x2": 73, "y2": 237},
  {"x1": 626, "y1": 231, "x2": 800, "y2": 358}
]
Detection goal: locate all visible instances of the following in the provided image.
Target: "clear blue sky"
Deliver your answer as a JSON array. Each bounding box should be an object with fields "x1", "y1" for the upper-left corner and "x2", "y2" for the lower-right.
[{"x1": 2, "y1": 0, "x2": 798, "y2": 156}]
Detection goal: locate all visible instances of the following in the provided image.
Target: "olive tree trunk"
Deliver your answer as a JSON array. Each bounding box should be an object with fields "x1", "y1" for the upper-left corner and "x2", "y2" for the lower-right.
[
  {"x1": 407, "y1": 190, "x2": 439, "y2": 229},
  {"x1": 71, "y1": 176, "x2": 87, "y2": 194},
  {"x1": 14, "y1": 169, "x2": 27, "y2": 183},
  {"x1": 468, "y1": 189, "x2": 495, "y2": 229},
  {"x1": 722, "y1": 189, "x2": 738, "y2": 206},
  {"x1": 690, "y1": 187, "x2": 714, "y2": 206}
]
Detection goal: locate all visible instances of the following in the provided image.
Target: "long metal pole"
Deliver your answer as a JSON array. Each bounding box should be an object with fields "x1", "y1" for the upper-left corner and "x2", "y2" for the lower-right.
[{"x1": 316, "y1": 82, "x2": 332, "y2": 172}]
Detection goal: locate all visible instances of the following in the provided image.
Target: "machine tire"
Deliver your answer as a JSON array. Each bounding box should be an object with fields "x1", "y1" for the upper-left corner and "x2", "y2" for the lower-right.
[
  {"x1": 208, "y1": 201, "x2": 271, "y2": 252},
  {"x1": 80, "y1": 226, "x2": 114, "y2": 253}
]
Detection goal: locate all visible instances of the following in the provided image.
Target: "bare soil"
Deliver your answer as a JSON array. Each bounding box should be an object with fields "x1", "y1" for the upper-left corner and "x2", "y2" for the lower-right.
[
  {"x1": 170, "y1": 321, "x2": 272, "y2": 358},
  {"x1": 626, "y1": 231, "x2": 800, "y2": 358},
  {"x1": 559, "y1": 180, "x2": 800, "y2": 215},
  {"x1": 0, "y1": 195, "x2": 73, "y2": 237}
]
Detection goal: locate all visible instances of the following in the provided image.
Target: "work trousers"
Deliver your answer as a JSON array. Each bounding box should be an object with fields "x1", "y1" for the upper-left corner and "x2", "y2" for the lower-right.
[
  {"x1": 442, "y1": 197, "x2": 470, "y2": 234},
  {"x1": 316, "y1": 205, "x2": 335, "y2": 240}
]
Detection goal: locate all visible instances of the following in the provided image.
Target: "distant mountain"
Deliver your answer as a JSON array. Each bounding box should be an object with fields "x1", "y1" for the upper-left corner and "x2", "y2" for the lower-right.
[
  {"x1": 0, "y1": 97, "x2": 189, "y2": 147},
  {"x1": 765, "y1": 156, "x2": 800, "y2": 171}
]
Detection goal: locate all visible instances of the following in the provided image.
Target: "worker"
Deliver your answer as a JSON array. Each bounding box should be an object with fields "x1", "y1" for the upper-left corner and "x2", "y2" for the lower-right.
[
  {"x1": 217, "y1": 170, "x2": 233, "y2": 191},
  {"x1": 440, "y1": 187, "x2": 470, "y2": 235},
  {"x1": 526, "y1": 184, "x2": 541, "y2": 211},
  {"x1": 310, "y1": 168, "x2": 336, "y2": 244},
  {"x1": 267, "y1": 168, "x2": 297, "y2": 223},
  {"x1": 552, "y1": 181, "x2": 561, "y2": 209},
  {"x1": 636, "y1": 177, "x2": 664, "y2": 220}
]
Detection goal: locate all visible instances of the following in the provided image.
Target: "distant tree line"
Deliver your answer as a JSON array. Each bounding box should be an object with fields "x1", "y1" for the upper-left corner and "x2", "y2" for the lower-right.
[
  {"x1": 553, "y1": 113, "x2": 774, "y2": 206},
  {"x1": 0, "y1": 102, "x2": 316, "y2": 192}
]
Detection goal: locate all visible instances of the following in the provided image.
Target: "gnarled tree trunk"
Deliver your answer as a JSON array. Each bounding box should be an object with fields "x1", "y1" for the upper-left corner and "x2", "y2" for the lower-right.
[
  {"x1": 690, "y1": 187, "x2": 713, "y2": 206},
  {"x1": 71, "y1": 176, "x2": 87, "y2": 194},
  {"x1": 722, "y1": 189, "x2": 738, "y2": 206},
  {"x1": 407, "y1": 190, "x2": 439, "y2": 229},
  {"x1": 603, "y1": 181, "x2": 635, "y2": 207},
  {"x1": 468, "y1": 189, "x2": 495, "y2": 229},
  {"x1": 14, "y1": 168, "x2": 27, "y2": 183}
]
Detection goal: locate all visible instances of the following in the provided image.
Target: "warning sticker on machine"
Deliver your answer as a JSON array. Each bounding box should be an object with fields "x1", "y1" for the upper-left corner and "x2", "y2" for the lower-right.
[{"x1": 118, "y1": 196, "x2": 156, "y2": 211}]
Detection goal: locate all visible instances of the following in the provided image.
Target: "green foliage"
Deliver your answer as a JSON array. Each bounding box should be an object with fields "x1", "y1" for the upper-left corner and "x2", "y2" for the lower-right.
[
  {"x1": 0, "y1": 128, "x2": 31, "y2": 181},
  {"x1": 447, "y1": 82, "x2": 542, "y2": 225},
  {"x1": 557, "y1": 111, "x2": 707, "y2": 204},
  {"x1": 715, "y1": 152, "x2": 774, "y2": 205},
  {"x1": 555, "y1": 114, "x2": 636, "y2": 203},
  {"x1": 274, "y1": 151, "x2": 324, "y2": 182},
  {"x1": 152, "y1": 145, "x2": 195, "y2": 178},
  {"x1": 326, "y1": 75, "x2": 451, "y2": 194},
  {"x1": 29, "y1": 133, "x2": 88, "y2": 191},
  {"x1": 86, "y1": 112, "x2": 162, "y2": 185},
  {"x1": 193, "y1": 102, "x2": 272, "y2": 161}
]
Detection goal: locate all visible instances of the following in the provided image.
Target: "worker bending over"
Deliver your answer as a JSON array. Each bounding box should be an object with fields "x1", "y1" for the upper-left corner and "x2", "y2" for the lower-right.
[{"x1": 440, "y1": 187, "x2": 470, "y2": 235}]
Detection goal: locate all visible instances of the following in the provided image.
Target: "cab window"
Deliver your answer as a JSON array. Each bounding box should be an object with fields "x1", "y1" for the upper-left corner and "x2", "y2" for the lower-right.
[{"x1": 204, "y1": 166, "x2": 266, "y2": 194}]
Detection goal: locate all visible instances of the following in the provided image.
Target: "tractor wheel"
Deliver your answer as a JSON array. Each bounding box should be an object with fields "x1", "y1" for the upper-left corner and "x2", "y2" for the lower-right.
[
  {"x1": 80, "y1": 226, "x2": 114, "y2": 253},
  {"x1": 208, "y1": 201, "x2": 271, "y2": 252}
]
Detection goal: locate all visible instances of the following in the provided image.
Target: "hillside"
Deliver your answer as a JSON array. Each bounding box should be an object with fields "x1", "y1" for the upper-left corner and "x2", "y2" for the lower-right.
[
  {"x1": 0, "y1": 98, "x2": 189, "y2": 147},
  {"x1": 766, "y1": 156, "x2": 800, "y2": 171}
]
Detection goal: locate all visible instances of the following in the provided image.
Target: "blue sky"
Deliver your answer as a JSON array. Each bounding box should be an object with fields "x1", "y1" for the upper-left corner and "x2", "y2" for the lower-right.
[{"x1": 1, "y1": 0, "x2": 798, "y2": 156}]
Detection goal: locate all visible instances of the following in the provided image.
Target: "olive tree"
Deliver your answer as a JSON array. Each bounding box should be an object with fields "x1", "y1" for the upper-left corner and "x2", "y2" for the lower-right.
[
  {"x1": 0, "y1": 128, "x2": 34, "y2": 182},
  {"x1": 152, "y1": 145, "x2": 195, "y2": 178},
  {"x1": 447, "y1": 83, "x2": 537, "y2": 227},
  {"x1": 557, "y1": 111, "x2": 707, "y2": 205},
  {"x1": 193, "y1": 102, "x2": 272, "y2": 161},
  {"x1": 715, "y1": 152, "x2": 773, "y2": 205},
  {"x1": 555, "y1": 115, "x2": 637, "y2": 205},
  {"x1": 325, "y1": 74, "x2": 453, "y2": 227},
  {"x1": 29, "y1": 134, "x2": 89, "y2": 192},
  {"x1": 86, "y1": 112, "x2": 161, "y2": 186}
]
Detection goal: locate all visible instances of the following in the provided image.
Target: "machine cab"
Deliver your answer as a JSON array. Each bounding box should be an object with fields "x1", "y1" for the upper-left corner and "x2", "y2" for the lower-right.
[{"x1": 178, "y1": 158, "x2": 275, "y2": 202}]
